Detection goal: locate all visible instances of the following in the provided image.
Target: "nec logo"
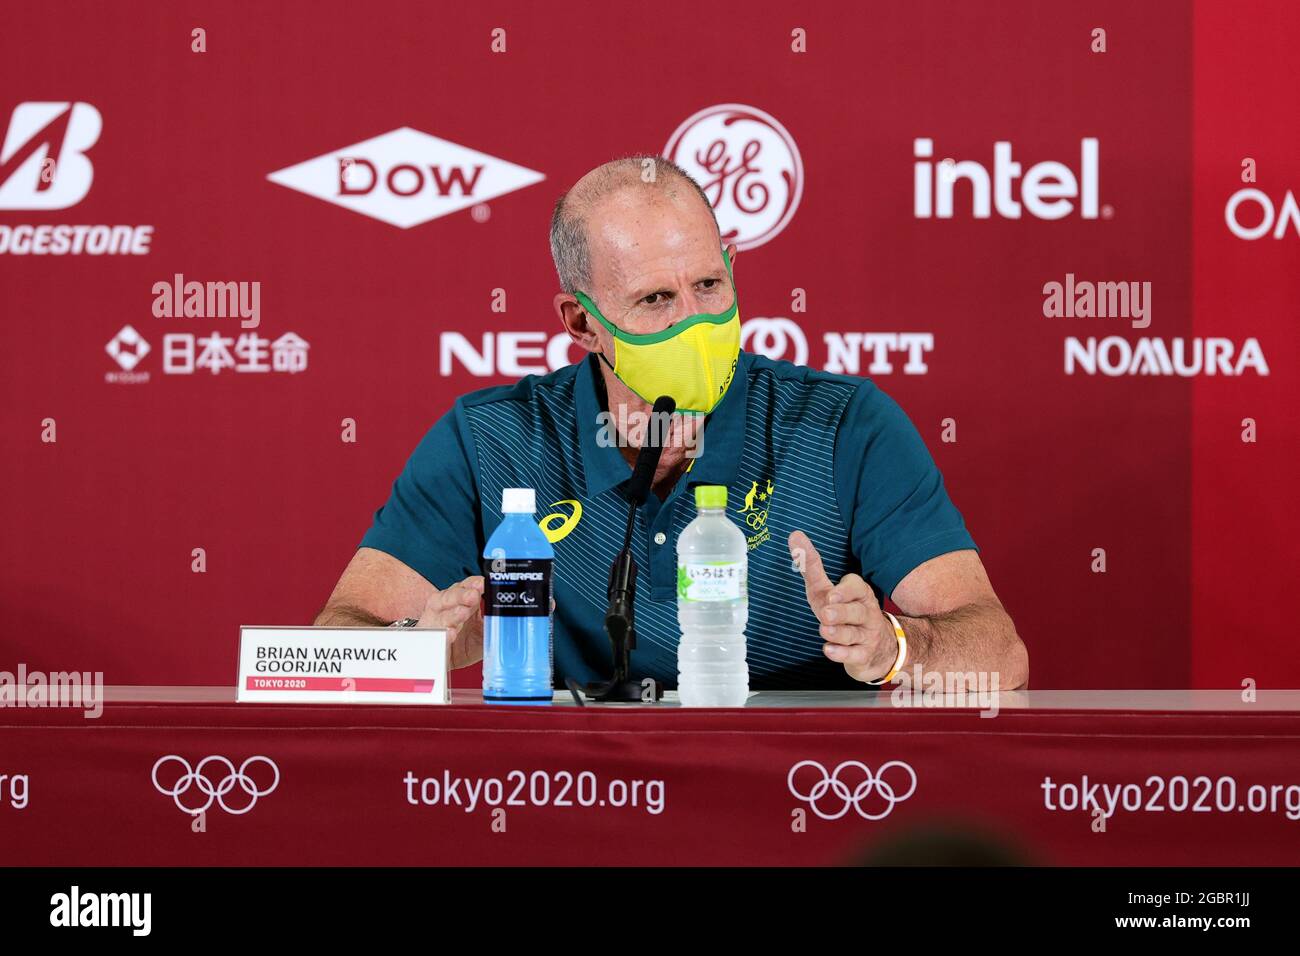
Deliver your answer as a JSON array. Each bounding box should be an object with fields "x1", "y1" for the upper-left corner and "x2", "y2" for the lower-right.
[
  {"x1": 440, "y1": 332, "x2": 580, "y2": 377},
  {"x1": 267, "y1": 127, "x2": 545, "y2": 229},
  {"x1": 914, "y1": 138, "x2": 1100, "y2": 220},
  {"x1": 0, "y1": 102, "x2": 101, "y2": 209}
]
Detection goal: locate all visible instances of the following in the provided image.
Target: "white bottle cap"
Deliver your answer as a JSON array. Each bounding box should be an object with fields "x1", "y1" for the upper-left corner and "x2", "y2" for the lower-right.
[{"x1": 501, "y1": 488, "x2": 536, "y2": 514}]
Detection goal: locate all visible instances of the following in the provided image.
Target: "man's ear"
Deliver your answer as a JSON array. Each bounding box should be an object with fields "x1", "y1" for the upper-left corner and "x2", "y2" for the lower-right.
[
  {"x1": 724, "y1": 242, "x2": 739, "y2": 268},
  {"x1": 554, "y1": 291, "x2": 600, "y2": 353}
]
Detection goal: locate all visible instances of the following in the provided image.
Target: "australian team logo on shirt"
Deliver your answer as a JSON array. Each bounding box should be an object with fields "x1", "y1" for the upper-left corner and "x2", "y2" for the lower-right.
[{"x1": 737, "y1": 478, "x2": 775, "y2": 552}]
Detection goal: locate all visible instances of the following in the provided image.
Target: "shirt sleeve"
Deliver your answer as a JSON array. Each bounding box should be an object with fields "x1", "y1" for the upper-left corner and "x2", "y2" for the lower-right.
[
  {"x1": 358, "y1": 402, "x2": 484, "y2": 589},
  {"x1": 833, "y1": 379, "x2": 977, "y2": 600}
]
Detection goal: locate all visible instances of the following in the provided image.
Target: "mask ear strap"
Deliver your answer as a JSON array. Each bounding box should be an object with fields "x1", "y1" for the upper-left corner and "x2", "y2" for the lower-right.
[{"x1": 577, "y1": 290, "x2": 621, "y2": 371}]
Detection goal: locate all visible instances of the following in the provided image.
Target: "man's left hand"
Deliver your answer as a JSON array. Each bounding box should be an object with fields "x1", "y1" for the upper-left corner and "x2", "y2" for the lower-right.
[{"x1": 788, "y1": 530, "x2": 899, "y2": 684}]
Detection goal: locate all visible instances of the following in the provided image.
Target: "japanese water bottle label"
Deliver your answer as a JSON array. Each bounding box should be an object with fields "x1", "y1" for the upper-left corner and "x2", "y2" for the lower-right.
[
  {"x1": 677, "y1": 561, "x2": 746, "y2": 602},
  {"x1": 482, "y1": 558, "x2": 552, "y2": 617}
]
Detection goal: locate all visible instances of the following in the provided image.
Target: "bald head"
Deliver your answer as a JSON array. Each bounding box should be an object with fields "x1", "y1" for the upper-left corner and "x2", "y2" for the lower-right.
[{"x1": 549, "y1": 155, "x2": 720, "y2": 294}]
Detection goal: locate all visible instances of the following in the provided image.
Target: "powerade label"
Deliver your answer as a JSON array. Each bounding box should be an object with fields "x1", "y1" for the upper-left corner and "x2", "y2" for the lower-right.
[
  {"x1": 677, "y1": 561, "x2": 746, "y2": 602},
  {"x1": 482, "y1": 558, "x2": 552, "y2": 617}
]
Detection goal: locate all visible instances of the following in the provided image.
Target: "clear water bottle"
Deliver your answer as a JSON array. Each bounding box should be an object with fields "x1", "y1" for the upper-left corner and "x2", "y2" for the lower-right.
[
  {"x1": 676, "y1": 484, "x2": 749, "y2": 707},
  {"x1": 481, "y1": 488, "x2": 554, "y2": 705}
]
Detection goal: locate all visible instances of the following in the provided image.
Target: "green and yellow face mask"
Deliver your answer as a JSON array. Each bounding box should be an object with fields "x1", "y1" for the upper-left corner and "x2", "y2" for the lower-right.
[{"x1": 574, "y1": 252, "x2": 740, "y2": 415}]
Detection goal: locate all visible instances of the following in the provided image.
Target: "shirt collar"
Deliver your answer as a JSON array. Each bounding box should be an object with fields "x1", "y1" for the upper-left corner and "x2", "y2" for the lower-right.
[
  {"x1": 680, "y1": 351, "x2": 749, "y2": 492},
  {"x1": 575, "y1": 351, "x2": 751, "y2": 499},
  {"x1": 575, "y1": 353, "x2": 632, "y2": 498}
]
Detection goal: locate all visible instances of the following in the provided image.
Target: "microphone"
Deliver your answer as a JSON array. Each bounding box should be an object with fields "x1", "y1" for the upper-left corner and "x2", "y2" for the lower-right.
[
  {"x1": 570, "y1": 395, "x2": 675, "y2": 704},
  {"x1": 607, "y1": 394, "x2": 675, "y2": 639},
  {"x1": 624, "y1": 395, "x2": 677, "y2": 505}
]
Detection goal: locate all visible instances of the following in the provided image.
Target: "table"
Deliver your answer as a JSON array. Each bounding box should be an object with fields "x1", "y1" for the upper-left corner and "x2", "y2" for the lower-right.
[{"x1": 2, "y1": 687, "x2": 1298, "y2": 865}]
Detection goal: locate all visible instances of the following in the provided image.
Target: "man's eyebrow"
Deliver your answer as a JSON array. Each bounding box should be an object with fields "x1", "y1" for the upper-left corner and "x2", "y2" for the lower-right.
[
  {"x1": 628, "y1": 270, "x2": 727, "y2": 302},
  {"x1": 628, "y1": 283, "x2": 672, "y2": 301}
]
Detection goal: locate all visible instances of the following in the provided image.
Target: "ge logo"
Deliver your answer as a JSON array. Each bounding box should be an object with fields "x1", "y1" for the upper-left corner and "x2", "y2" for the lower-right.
[
  {"x1": 664, "y1": 103, "x2": 803, "y2": 251},
  {"x1": 741, "y1": 317, "x2": 808, "y2": 365},
  {"x1": 152, "y1": 755, "x2": 280, "y2": 816},
  {"x1": 787, "y1": 760, "x2": 917, "y2": 821}
]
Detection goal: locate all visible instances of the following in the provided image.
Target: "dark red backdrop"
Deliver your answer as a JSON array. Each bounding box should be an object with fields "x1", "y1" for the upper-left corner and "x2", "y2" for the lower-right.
[{"x1": 1, "y1": 1, "x2": 1295, "y2": 689}]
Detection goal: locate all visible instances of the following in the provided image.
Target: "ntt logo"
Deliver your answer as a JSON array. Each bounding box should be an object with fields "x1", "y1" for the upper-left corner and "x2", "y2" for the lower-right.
[{"x1": 1225, "y1": 188, "x2": 1300, "y2": 240}]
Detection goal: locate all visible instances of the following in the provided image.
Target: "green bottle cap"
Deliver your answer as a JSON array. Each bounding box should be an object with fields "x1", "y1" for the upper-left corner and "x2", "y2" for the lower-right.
[{"x1": 695, "y1": 485, "x2": 727, "y2": 509}]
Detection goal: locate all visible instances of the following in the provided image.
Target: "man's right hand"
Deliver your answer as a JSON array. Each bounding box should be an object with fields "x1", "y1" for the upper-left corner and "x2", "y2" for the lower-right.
[{"x1": 417, "y1": 575, "x2": 485, "y2": 670}]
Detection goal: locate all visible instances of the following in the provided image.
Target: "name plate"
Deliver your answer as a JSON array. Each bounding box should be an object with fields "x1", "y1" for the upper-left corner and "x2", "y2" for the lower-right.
[{"x1": 237, "y1": 627, "x2": 449, "y2": 704}]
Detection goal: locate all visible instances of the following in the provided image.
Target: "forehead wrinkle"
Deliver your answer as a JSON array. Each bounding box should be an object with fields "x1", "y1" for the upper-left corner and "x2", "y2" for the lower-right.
[
  {"x1": 570, "y1": 170, "x2": 722, "y2": 310},
  {"x1": 594, "y1": 213, "x2": 718, "y2": 296}
]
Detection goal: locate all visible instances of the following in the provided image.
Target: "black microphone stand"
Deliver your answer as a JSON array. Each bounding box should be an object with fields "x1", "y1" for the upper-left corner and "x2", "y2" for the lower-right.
[{"x1": 566, "y1": 395, "x2": 674, "y2": 705}]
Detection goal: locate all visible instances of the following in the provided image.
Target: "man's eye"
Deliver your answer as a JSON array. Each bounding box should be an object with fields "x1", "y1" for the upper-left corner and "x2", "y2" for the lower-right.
[
  {"x1": 642, "y1": 292, "x2": 667, "y2": 305},
  {"x1": 699, "y1": 279, "x2": 718, "y2": 290}
]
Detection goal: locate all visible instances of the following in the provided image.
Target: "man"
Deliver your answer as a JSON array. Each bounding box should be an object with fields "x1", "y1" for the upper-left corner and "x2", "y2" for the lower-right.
[{"x1": 316, "y1": 156, "x2": 1028, "y2": 691}]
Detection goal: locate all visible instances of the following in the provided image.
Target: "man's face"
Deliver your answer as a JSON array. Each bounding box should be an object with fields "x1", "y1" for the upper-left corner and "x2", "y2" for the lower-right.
[
  {"x1": 582, "y1": 188, "x2": 735, "y2": 349},
  {"x1": 555, "y1": 183, "x2": 738, "y2": 464}
]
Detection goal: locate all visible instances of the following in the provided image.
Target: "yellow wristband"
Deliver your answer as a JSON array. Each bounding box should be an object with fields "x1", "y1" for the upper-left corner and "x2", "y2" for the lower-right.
[{"x1": 867, "y1": 611, "x2": 907, "y2": 685}]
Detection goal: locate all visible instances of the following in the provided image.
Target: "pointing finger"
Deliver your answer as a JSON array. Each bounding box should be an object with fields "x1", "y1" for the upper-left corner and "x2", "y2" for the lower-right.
[{"x1": 789, "y1": 530, "x2": 833, "y2": 612}]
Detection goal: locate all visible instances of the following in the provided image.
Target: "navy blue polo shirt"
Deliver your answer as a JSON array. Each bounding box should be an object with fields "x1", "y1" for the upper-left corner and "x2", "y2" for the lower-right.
[{"x1": 360, "y1": 350, "x2": 977, "y2": 690}]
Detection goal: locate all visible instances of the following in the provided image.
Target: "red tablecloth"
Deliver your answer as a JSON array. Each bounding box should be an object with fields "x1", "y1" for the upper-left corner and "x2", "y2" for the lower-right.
[{"x1": 3, "y1": 690, "x2": 1299, "y2": 865}]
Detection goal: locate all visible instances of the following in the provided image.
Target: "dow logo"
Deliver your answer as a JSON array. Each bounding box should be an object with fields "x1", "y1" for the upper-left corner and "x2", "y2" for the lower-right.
[
  {"x1": 267, "y1": 127, "x2": 545, "y2": 229},
  {"x1": 0, "y1": 102, "x2": 101, "y2": 209}
]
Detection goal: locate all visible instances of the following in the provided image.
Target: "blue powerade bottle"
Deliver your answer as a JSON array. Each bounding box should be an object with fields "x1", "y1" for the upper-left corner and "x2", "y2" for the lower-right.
[{"x1": 481, "y1": 488, "x2": 555, "y2": 705}]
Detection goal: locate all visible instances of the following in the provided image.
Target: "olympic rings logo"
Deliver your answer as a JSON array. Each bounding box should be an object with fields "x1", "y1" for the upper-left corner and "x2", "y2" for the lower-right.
[
  {"x1": 744, "y1": 510, "x2": 768, "y2": 530},
  {"x1": 152, "y1": 755, "x2": 280, "y2": 816},
  {"x1": 787, "y1": 760, "x2": 917, "y2": 821},
  {"x1": 492, "y1": 591, "x2": 538, "y2": 605}
]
